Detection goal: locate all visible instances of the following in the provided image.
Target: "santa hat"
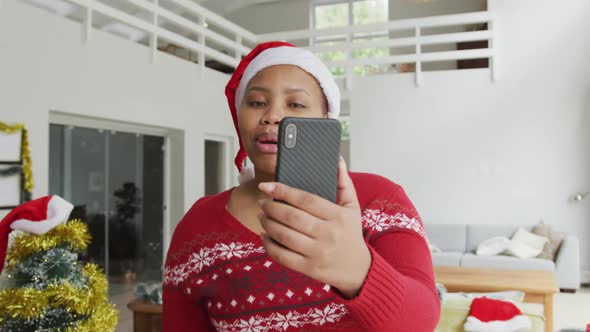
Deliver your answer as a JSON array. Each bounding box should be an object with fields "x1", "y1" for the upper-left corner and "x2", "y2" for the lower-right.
[
  {"x1": 225, "y1": 41, "x2": 341, "y2": 183},
  {"x1": 0, "y1": 195, "x2": 73, "y2": 273},
  {"x1": 464, "y1": 297, "x2": 531, "y2": 332}
]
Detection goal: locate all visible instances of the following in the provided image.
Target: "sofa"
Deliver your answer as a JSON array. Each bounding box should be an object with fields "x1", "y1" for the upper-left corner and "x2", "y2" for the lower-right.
[{"x1": 424, "y1": 224, "x2": 581, "y2": 290}]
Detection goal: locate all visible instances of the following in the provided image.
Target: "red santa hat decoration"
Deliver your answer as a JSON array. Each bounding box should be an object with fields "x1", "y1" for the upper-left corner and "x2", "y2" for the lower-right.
[
  {"x1": 225, "y1": 41, "x2": 341, "y2": 182},
  {"x1": 464, "y1": 297, "x2": 531, "y2": 332},
  {"x1": 0, "y1": 195, "x2": 73, "y2": 273}
]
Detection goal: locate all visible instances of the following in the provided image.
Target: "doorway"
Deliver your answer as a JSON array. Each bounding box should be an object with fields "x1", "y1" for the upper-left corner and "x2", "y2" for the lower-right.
[{"x1": 49, "y1": 122, "x2": 167, "y2": 290}]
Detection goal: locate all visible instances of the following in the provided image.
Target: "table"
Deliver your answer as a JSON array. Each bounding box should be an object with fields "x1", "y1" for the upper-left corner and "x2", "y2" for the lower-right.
[
  {"x1": 127, "y1": 299, "x2": 162, "y2": 332},
  {"x1": 434, "y1": 266, "x2": 558, "y2": 332}
]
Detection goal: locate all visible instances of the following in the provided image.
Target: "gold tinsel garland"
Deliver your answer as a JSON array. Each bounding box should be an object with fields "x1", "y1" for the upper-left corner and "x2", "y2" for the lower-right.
[
  {"x1": 0, "y1": 264, "x2": 118, "y2": 330},
  {"x1": 5, "y1": 220, "x2": 91, "y2": 267},
  {"x1": 0, "y1": 220, "x2": 118, "y2": 330},
  {"x1": 65, "y1": 302, "x2": 119, "y2": 332},
  {"x1": 0, "y1": 121, "x2": 34, "y2": 192}
]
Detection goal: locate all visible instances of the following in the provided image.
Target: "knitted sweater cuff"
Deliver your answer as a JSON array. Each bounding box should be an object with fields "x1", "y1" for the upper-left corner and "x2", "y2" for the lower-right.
[{"x1": 337, "y1": 245, "x2": 405, "y2": 326}]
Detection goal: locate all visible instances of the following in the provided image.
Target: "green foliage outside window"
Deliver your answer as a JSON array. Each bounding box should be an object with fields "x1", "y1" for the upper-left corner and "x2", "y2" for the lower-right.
[{"x1": 314, "y1": 0, "x2": 389, "y2": 77}]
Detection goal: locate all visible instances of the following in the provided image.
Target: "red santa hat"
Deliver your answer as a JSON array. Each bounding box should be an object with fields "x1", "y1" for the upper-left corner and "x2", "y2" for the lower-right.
[
  {"x1": 464, "y1": 297, "x2": 531, "y2": 332},
  {"x1": 0, "y1": 195, "x2": 73, "y2": 273},
  {"x1": 225, "y1": 41, "x2": 341, "y2": 183}
]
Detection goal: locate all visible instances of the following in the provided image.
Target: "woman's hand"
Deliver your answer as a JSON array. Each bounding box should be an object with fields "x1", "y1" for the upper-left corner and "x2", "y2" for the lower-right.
[{"x1": 258, "y1": 158, "x2": 371, "y2": 298}]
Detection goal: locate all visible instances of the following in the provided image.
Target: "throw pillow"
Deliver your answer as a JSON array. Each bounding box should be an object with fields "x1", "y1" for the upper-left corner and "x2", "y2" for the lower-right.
[
  {"x1": 426, "y1": 236, "x2": 442, "y2": 253},
  {"x1": 504, "y1": 228, "x2": 548, "y2": 259},
  {"x1": 476, "y1": 236, "x2": 511, "y2": 256},
  {"x1": 532, "y1": 222, "x2": 566, "y2": 261}
]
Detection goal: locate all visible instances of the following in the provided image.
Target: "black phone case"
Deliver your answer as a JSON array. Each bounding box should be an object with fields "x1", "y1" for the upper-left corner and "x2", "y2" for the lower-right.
[{"x1": 276, "y1": 117, "x2": 341, "y2": 203}]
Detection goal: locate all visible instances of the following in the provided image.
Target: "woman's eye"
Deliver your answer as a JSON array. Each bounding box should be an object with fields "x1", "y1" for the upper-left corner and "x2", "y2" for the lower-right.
[
  {"x1": 249, "y1": 101, "x2": 266, "y2": 107},
  {"x1": 289, "y1": 103, "x2": 306, "y2": 109}
]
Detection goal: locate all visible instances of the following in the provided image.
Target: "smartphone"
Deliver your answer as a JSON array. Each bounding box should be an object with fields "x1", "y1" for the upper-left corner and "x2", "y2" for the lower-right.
[{"x1": 275, "y1": 117, "x2": 342, "y2": 203}]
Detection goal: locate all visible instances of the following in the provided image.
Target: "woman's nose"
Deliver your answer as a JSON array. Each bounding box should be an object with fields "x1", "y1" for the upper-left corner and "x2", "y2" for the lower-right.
[{"x1": 261, "y1": 105, "x2": 283, "y2": 125}]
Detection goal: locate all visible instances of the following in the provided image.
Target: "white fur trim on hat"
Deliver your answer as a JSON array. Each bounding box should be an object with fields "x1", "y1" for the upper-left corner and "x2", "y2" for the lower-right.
[
  {"x1": 10, "y1": 195, "x2": 73, "y2": 235},
  {"x1": 235, "y1": 46, "x2": 340, "y2": 119},
  {"x1": 238, "y1": 165, "x2": 255, "y2": 185},
  {"x1": 464, "y1": 314, "x2": 531, "y2": 332}
]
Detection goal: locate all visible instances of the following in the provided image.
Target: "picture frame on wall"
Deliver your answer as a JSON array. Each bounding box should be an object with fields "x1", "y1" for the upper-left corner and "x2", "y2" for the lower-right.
[
  {"x1": 0, "y1": 165, "x2": 21, "y2": 207},
  {"x1": 0, "y1": 125, "x2": 24, "y2": 210},
  {"x1": 0, "y1": 131, "x2": 22, "y2": 162}
]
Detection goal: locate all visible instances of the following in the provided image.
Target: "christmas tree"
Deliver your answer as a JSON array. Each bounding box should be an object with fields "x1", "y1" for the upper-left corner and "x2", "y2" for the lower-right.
[{"x1": 0, "y1": 197, "x2": 118, "y2": 332}]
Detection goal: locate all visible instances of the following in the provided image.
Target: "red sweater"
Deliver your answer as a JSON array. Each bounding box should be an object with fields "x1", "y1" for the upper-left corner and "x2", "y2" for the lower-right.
[{"x1": 163, "y1": 173, "x2": 440, "y2": 331}]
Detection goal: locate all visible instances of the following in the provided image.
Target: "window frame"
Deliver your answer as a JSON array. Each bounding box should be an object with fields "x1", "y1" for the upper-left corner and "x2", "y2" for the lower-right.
[{"x1": 310, "y1": 0, "x2": 389, "y2": 33}]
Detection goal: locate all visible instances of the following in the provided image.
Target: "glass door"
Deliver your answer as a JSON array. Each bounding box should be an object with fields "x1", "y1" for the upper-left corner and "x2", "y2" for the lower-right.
[{"x1": 49, "y1": 124, "x2": 165, "y2": 292}]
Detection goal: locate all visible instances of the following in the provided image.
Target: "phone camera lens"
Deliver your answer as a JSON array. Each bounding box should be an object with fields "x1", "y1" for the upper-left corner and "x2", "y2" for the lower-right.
[{"x1": 285, "y1": 124, "x2": 297, "y2": 148}]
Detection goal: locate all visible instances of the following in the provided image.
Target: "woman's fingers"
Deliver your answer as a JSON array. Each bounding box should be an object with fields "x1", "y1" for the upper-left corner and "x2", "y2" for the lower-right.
[
  {"x1": 336, "y1": 158, "x2": 359, "y2": 208},
  {"x1": 259, "y1": 200, "x2": 320, "y2": 238},
  {"x1": 259, "y1": 212, "x2": 316, "y2": 257},
  {"x1": 260, "y1": 232, "x2": 307, "y2": 272},
  {"x1": 258, "y1": 182, "x2": 338, "y2": 220}
]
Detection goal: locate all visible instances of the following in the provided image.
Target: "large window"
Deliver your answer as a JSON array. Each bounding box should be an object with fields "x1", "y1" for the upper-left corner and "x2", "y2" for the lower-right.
[{"x1": 311, "y1": 0, "x2": 389, "y2": 76}]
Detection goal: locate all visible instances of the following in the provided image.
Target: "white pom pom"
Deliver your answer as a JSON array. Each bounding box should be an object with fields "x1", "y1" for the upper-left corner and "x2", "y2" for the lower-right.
[{"x1": 238, "y1": 166, "x2": 255, "y2": 184}]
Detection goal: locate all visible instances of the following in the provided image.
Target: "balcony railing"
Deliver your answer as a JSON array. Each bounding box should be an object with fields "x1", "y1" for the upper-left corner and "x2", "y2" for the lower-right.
[{"x1": 23, "y1": 1, "x2": 496, "y2": 87}]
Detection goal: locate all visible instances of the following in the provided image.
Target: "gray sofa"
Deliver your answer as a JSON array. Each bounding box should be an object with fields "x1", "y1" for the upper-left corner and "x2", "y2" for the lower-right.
[{"x1": 424, "y1": 224, "x2": 581, "y2": 290}]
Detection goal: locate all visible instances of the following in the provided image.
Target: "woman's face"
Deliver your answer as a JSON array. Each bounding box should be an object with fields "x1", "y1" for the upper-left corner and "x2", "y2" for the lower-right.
[{"x1": 238, "y1": 64, "x2": 328, "y2": 177}]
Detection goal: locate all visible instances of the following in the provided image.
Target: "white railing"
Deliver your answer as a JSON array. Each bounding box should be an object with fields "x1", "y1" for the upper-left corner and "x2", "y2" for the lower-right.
[
  {"x1": 259, "y1": 11, "x2": 496, "y2": 87},
  {"x1": 59, "y1": 0, "x2": 257, "y2": 69},
  {"x1": 24, "y1": 1, "x2": 495, "y2": 87}
]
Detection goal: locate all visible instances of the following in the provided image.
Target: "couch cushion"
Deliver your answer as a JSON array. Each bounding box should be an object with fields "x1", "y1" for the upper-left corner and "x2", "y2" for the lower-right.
[
  {"x1": 504, "y1": 228, "x2": 548, "y2": 259},
  {"x1": 466, "y1": 225, "x2": 521, "y2": 253},
  {"x1": 424, "y1": 224, "x2": 467, "y2": 252},
  {"x1": 460, "y1": 253, "x2": 555, "y2": 271},
  {"x1": 431, "y1": 252, "x2": 463, "y2": 267}
]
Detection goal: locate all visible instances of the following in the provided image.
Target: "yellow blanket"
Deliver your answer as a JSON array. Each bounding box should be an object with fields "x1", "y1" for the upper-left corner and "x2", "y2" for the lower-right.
[{"x1": 436, "y1": 297, "x2": 545, "y2": 332}]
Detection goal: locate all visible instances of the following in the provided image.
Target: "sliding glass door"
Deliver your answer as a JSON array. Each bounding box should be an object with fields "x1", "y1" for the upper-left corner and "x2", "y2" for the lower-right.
[{"x1": 49, "y1": 124, "x2": 165, "y2": 290}]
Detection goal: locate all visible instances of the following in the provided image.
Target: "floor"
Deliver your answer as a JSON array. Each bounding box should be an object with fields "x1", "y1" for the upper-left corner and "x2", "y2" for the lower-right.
[
  {"x1": 110, "y1": 287, "x2": 590, "y2": 332},
  {"x1": 110, "y1": 281, "x2": 136, "y2": 332},
  {"x1": 553, "y1": 286, "x2": 590, "y2": 331}
]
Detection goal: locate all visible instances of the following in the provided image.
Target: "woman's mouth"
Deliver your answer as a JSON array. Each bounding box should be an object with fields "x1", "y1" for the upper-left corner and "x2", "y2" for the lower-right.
[{"x1": 255, "y1": 134, "x2": 278, "y2": 154}]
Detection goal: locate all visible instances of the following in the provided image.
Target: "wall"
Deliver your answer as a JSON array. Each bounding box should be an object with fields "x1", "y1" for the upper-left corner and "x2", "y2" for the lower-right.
[
  {"x1": 227, "y1": 0, "x2": 485, "y2": 35},
  {"x1": 389, "y1": 0, "x2": 486, "y2": 19},
  {"x1": 225, "y1": 0, "x2": 310, "y2": 35},
  {"x1": 0, "y1": 0, "x2": 239, "y2": 244},
  {"x1": 351, "y1": 0, "x2": 590, "y2": 279}
]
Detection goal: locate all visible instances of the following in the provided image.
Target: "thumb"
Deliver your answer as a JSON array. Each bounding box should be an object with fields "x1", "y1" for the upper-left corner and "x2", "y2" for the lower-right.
[{"x1": 336, "y1": 157, "x2": 359, "y2": 208}]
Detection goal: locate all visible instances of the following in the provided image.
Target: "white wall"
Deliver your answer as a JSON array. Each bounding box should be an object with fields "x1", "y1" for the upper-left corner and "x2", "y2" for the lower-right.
[
  {"x1": 351, "y1": 0, "x2": 590, "y2": 279},
  {"x1": 0, "y1": 0, "x2": 238, "y2": 236},
  {"x1": 226, "y1": 0, "x2": 310, "y2": 35},
  {"x1": 389, "y1": 0, "x2": 485, "y2": 19},
  {"x1": 227, "y1": 0, "x2": 486, "y2": 35}
]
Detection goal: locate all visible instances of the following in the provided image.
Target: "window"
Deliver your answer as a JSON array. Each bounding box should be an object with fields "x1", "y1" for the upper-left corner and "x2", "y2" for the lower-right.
[{"x1": 311, "y1": 0, "x2": 389, "y2": 76}]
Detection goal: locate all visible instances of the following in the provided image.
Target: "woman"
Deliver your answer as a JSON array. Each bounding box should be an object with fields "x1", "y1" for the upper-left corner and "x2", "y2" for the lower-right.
[{"x1": 162, "y1": 41, "x2": 440, "y2": 331}]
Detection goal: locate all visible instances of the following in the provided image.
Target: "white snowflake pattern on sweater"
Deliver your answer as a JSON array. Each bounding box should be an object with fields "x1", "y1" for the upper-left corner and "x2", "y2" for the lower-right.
[
  {"x1": 164, "y1": 242, "x2": 265, "y2": 286},
  {"x1": 210, "y1": 303, "x2": 348, "y2": 332},
  {"x1": 362, "y1": 209, "x2": 425, "y2": 238}
]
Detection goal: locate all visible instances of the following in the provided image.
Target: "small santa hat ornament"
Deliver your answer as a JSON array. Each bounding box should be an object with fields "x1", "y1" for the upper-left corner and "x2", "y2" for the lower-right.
[
  {"x1": 225, "y1": 41, "x2": 341, "y2": 183},
  {"x1": 0, "y1": 195, "x2": 73, "y2": 273},
  {"x1": 464, "y1": 297, "x2": 531, "y2": 332}
]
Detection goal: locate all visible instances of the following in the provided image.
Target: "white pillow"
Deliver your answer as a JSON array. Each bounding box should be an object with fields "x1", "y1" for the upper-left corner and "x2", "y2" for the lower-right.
[
  {"x1": 504, "y1": 228, "x2": 548, "y2": 259},
  {"x1": 428, "y1": 243, "x2": 442, "y2": 253},
  {"x1": 426, "y1": 237, "x2": 442, "y2": 253},
  {"x1": 476, "y1": 236, "x2": 511, "y2": 256}
]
